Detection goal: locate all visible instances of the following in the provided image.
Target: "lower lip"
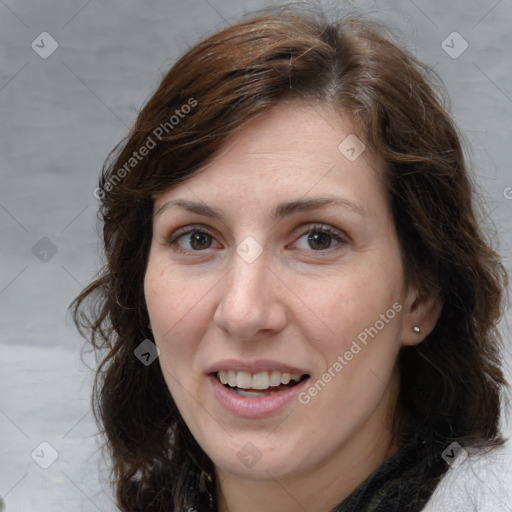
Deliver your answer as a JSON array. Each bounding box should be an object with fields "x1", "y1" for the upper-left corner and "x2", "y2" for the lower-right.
[{"x1": 208, "y1": 374, "x2": 310, "y2": 418}]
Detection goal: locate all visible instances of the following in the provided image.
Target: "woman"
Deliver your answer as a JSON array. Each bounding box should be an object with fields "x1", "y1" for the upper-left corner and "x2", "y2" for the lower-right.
[{"x1": 72, "y1": 3, "x2": 510, "y2": 511}]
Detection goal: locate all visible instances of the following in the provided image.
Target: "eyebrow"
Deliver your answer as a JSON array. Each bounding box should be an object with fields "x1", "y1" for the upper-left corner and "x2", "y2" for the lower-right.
[{"x1": 154, "y1": 196, "x2": 365, "y2": 221}]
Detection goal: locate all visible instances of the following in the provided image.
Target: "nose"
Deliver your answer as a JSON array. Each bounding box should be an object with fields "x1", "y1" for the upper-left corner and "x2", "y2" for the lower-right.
[{"x1": 213, "y1": 249, "x2": 287, "y2": 340}]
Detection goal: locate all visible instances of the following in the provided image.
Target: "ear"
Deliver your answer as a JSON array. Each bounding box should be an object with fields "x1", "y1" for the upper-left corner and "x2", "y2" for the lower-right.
[{"x1": 400, "y1": 285, "x2": 442, "y2": 347}]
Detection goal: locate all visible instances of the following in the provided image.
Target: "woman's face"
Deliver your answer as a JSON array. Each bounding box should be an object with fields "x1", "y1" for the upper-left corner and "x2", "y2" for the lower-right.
[{"x1": 144, "y1": 102, "x2": 421, "y2": 484}]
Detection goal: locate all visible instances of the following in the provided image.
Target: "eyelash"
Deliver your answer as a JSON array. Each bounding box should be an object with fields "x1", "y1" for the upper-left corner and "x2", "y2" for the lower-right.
[{"x1": 165, "y1": 223, "x2": 348, "y2": 255}]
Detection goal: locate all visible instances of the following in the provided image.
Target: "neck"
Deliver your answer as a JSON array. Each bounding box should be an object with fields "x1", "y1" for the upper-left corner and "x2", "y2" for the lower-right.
[{"x1": 215, "y1": 375, "x2": 400, "y2": 512}]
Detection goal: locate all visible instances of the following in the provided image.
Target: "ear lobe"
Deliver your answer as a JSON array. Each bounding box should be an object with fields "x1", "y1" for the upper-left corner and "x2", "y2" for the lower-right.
[{"x1": 400, "y1": 288, "x2": 442, "y2": 347}]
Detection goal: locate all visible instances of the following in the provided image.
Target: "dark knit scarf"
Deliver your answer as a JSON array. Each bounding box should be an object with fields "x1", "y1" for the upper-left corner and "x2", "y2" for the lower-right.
[
  {"x1": 332, "y1": 429, "x2": 450, "y2": 512},
  {"x1": 189, "y1": 428, "x2": 450, "y2": 512}
]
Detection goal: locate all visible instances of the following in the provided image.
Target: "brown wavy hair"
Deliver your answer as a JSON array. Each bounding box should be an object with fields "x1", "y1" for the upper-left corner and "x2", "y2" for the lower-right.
[{"x1": 71, "y1": 3, "x2": 509, "y2": 510}]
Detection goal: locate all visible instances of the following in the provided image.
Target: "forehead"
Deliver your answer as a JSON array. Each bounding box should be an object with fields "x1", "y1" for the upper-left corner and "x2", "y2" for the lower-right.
[{"x1": 154, "y1": 102, "x2": 387, "y2": 215}]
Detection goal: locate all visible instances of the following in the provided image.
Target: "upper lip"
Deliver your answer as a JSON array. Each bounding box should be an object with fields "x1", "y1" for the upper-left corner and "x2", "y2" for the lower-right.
[{"x1": 206, "y1": 359, "x2": 310, "y2": 376}]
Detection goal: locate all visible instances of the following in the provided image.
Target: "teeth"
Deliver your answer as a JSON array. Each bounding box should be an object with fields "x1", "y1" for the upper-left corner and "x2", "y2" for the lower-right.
[
  {"x1": 232, "y1": 388, "x2": 271, "y2": 397},
  {"x1": 252, "y1": 372, "x2": 270, "y2": 390},
  {"x1": 269, "y1": 371, "x2": 281, "y2": 387},
  {"x1": 216, "y1": 370, "x2": 303, "y2": 390},
  {"x1": 236, "y1": 371, "x2": 252, "y2": 389}
]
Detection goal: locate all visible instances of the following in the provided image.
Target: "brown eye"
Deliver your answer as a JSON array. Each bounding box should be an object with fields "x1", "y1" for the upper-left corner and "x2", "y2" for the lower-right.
[
  {"x1": 307, "y1": 230, "x2": 334, "y2": 250},
  {"x1": 294, "y1": 225, "x2": 347, "y2": 252},
  {"x1": 187, "y1": 231, "x2": 213, "y2": 250},
  {"x1": 167, "y1": 226, "x2": 220, "y2": 254}
]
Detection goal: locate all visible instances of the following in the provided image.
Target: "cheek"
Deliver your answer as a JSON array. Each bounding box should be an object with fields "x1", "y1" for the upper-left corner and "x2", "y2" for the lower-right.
[
  {"x1": 302, "y1": 263, "x2": 404, "y2": 358},
  {"x1": 297, "y1": 277, "x2": 403, "y2": 438},
  {"x1": 145, "y1": 259, "x2": 204, "y2": 333},
  {"x1": 144, "y1": 260, "x2": 205, "y2": 373},
  {"x1": 144, "y1": 263, "x2": 205, "y2": 412}
]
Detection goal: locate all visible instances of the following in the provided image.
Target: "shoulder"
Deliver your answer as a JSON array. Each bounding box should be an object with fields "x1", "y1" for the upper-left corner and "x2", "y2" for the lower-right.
[{"x1": 422, "y1": 439, "x2": 512, "y2": 511}]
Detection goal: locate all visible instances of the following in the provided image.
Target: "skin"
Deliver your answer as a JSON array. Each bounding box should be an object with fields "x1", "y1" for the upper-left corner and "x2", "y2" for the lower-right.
[{"x1": 144, "y1": 102, "x2": 441, "y2": 512}]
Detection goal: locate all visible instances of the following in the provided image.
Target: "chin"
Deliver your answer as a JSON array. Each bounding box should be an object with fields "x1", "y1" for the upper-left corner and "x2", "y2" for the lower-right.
[{"x1": 196, "y1": 426, "x2": 324, "y2": 482}]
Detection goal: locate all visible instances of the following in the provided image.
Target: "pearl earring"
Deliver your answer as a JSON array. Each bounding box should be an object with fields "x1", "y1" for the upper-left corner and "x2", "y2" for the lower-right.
[{"x1": 413, "y1": 326, "x2": 421, "y2": 333}]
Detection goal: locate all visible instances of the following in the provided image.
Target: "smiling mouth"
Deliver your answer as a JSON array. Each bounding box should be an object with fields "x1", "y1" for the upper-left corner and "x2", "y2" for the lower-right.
[{"x1": 215, "y1": 370, "x2": 309, "y2": 397}]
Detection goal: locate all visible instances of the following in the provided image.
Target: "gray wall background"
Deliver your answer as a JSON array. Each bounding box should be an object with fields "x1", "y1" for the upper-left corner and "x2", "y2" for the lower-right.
[{"x1": 1, "y1": 0, "x2": 511, "y2": 509}]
